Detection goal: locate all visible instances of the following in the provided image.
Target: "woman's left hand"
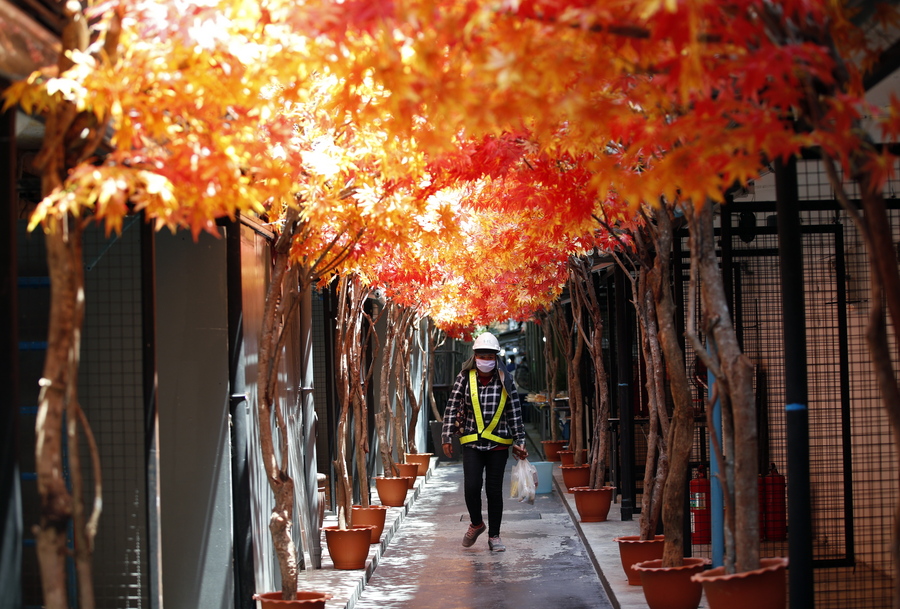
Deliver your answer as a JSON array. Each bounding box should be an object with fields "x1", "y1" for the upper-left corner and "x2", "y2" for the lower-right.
[{"x1": 512, "y1": 445, "x2": 527, "y2": 460}]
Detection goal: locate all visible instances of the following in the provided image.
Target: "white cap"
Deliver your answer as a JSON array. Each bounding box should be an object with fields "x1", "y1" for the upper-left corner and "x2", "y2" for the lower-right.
[{"x1": 472, "y1": 332, "x2": 500, "y2": 352}]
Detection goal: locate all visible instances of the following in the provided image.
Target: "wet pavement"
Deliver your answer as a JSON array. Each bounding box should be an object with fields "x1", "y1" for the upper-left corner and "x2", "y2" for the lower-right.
[
  {"x1": 352, "y1": 461, "x2": 613, "y2": 609},
  {"x1": 294, "y1": 422, "x2": 699, "y2": 609}
]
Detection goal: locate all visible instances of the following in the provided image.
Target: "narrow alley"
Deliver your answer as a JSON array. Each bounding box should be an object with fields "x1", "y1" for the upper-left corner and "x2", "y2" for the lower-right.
[{"x1": 352, "y1": 461, "x2": 613, "y2": 609}]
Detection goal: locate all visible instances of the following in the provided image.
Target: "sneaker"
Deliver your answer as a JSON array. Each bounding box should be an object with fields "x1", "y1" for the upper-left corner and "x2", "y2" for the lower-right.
[
  {"x1": 488, "y1": 536, "x2": 506, "y2": 552},
  {"x1": 462, "y1": 523, "x2": 486, "y2": 547}
]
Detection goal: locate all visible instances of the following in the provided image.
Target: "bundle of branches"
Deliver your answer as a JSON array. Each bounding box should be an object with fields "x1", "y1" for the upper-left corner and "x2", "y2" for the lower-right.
[
  {"x1": 613, "y1": 238, "x2": 668, "y2": 541},
  {"x1": 549, "y1": 296, "x2": 586, "y2": 465},
  {"x1": 375, "y1": 303, "x2": 417, "y2": 476},
  {"x1": 568, "y1": 255, "x2": 612, "y2": 489},
  {"x1": 333, "y1": 273, "x2": 382, "y2": 525}
]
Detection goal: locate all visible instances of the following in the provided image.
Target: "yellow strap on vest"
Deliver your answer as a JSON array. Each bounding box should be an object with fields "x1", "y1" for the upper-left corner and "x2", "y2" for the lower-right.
[{"x1": 459, "y1": 369, "x2": 513, "y2": 445}]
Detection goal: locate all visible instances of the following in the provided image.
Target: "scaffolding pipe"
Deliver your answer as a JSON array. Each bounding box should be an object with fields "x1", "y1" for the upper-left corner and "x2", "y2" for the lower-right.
[{"x1": 776, "y1": 156, "x2": 814, "y2": 609}]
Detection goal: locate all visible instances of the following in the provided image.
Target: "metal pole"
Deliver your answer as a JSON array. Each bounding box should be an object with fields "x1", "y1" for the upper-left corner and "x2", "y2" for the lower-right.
[
  {"x1": 140, "y1": 215, "x2": 163, "y2": 609},
  {"x1": 776, "y1": 156, "x2": 814, "y2": 608},
  {"x1": 225, "y1": 221, "x2": 255, "y2": 608},
  {"x1": 615, "y1": 266, "x2": 635, "y2": 520}
]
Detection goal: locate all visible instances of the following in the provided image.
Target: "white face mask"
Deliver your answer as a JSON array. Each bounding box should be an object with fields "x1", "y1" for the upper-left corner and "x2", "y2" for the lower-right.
[{"x1": 475, "y1": 358, "x2": 496, "y2": 373}]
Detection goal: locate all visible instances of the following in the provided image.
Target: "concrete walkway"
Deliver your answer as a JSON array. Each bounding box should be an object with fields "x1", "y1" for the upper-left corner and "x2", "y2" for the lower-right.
[
  {"x1": 295, "y1": 435, "x2": 710, "y2": 609},
  {"x1": 352, "y1": 461, "x2": 613, "y2": 609}
]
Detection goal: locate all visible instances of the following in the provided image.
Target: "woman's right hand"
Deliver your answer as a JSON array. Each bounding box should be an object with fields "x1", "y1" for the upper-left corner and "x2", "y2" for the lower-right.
[{"x1": 442, "y1": 443, "x2": 453, "y2": 459}]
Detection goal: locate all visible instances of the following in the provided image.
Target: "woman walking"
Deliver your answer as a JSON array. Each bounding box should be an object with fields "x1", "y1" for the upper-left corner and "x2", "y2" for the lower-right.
[{"x1": 441, "y1": 332, "x2": 528, "y2": 552}]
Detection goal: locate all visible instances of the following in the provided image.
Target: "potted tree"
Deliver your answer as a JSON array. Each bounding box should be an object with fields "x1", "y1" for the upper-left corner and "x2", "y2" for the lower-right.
[
  {"x1": 372, "y1": 303, "x2": 415, "y2": 506},
  {"x1": 538, "y1": 304, "x2": 567, "y2": 461},
  {"x1": 626, "y1": 206, "x2": 710, "y2": 608},
  {"x1": 399, "y1": 310, "x2": 434, "y2": 476},
  {"x1": 685, "y1": 201, "x2": 787, "y2": 605},
  {"x1": 4, "y1": 5, "x2": 347, "y2": 605},
  {"x1": 567, "y1": 254, "x2": 616, "y2": 522},
  {"x1": 550, "y1": 297, "x2": 590, "y2": 493},
  {"x1": 332, "y1": 273, "x2": 386, "y2": 555},
  {"x1": 610, "y1": 236, "x2": 667, "y2": 585}
]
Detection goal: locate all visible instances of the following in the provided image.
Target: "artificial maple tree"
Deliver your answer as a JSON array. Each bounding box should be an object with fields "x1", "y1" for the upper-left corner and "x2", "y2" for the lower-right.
[
  {"x1": 4, "y1": 0, "x2": 315, "y2": 600},
  {"x1": 301, "y1": 0, "x2": 900, "y2": 583},
  {"x1": 569, "y1": 254, "x2": 612, "y2": 487},
  {"x1": 12, "y1": 0, "x2": 900, "y2": 603},
  {"x1": 5, "y1": 0, "x2": 434, "y2": 603}
]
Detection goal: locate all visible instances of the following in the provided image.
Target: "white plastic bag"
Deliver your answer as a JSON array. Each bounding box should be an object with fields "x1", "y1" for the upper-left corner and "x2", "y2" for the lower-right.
[{"x1": 510, "y1": 458, "x2": 538, "y2": 504}]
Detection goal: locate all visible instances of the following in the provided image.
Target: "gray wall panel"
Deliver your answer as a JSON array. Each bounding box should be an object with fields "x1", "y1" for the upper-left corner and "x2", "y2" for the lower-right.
[{"x1": 155, "y1": 230, "x2": 233, "y2": 609}]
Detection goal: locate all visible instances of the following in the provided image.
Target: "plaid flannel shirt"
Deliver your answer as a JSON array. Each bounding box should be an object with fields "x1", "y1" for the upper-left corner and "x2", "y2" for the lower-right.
[{"x1": 441, "y1": 369, "x2": 526, "y2": 450}]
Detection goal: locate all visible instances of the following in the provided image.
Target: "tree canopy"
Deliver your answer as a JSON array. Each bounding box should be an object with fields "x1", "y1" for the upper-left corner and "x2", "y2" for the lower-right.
[{"x1": 7, "y1": 0, "x2": 900, "y2": 332}]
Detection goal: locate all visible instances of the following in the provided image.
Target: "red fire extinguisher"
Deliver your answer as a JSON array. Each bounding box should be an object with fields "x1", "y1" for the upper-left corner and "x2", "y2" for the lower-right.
[
  {"x1": 690, "y1": 466, "x2": 711, "y2": 544},
  {"x1": 763, "y1": 462, "x2": 787, "y2": 541}
]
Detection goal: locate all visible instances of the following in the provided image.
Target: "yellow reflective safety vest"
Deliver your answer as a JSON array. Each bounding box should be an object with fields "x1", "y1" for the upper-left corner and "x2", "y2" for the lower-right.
[{"x1": 459, "y1": 369, "x2": 513, "y2": 446}]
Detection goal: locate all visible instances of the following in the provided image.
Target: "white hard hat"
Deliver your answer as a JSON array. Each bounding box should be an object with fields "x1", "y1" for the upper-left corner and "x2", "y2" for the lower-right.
[{"x1": 472, "y1": 332, "x2": 500, "y2": 352}]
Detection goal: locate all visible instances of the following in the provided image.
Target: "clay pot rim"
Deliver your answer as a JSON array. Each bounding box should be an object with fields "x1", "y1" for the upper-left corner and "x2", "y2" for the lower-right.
[
  {"x1": 374, "y1": 475, "x2": 415, "y2": 481},
  {"x1": 613, "y1": 534, "x2": 665, "y2": 545},
  {"x1": 351, "y1": 504, "x2": 389, "y2": 511},
  {"x1": 570, "y1": 485, "x2": 615, "y2": 492},
  {"x1": 632, "y1": 557, "x2": 711, "y2": 574},
  {"x1": 689, "y1": 556, "x2": 789, "y2": 584},
  {"x1": 321, "y1": 524, "x2": 375, "y2": 532},
  {"x1": 559, "y1": 464, "x2": 591, "y2": 470},
  {"x1": 253, "y1": 591, "x2": 333, "y2": 601}
]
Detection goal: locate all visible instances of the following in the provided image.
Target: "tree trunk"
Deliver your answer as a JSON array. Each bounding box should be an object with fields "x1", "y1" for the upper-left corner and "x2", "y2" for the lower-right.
[
  {"x1": 650, "y1": 206, "x2": 695, "y2": 568},
  {"x1": 637, "y1": 277, "x2": 668, "y2": 540},
  {"x1": 588, "y1": 325, "x2": 610, "y2": 489},
  {"x1": 256, "y1": 211, "x2": 301, "y2": 598},
  {"x1": 428, "y1": 321, "x2": 445, "y2": 421},
  {"x1": 336, "y1": 274, "x2": 381, "y2": 512},
  {"x1": 333, "y1": 408, "x2": 352, "y2": 528},
  {"x1": 616, "y1": 252, "x2": 670, "y2": 541},
  {"x1": 551, "y1": 299, "x2": 585, "y2": 465},
  {"x1": 32, "y1": 4, "x2": 113, "y2": 605},
  {"x1": 392, "y1": 310, "x2": 413, "y2": 463},
  {"x1": 405, "y1": 317, "x2": 425, "y2": 454},
  {"x1": 689, "y1": 202, "x2": 759, "y2": 574},
  {"x1": 36, "y1": 220, "x2": 83, "y2": 609},
  {"x1": 376, "y1": 304, "x2": 399, "y2": 476},
  {"x1": 542, "y1": 307, "x2": 561, "y2": 441},
  {"x1": 569, "y1": 256, "x2": 611, "y2": 489}
]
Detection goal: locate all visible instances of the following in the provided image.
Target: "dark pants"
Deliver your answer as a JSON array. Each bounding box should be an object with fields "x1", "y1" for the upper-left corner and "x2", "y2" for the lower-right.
[{"x1": 462, "y1": 446, "x2": 509, "y2": 538}]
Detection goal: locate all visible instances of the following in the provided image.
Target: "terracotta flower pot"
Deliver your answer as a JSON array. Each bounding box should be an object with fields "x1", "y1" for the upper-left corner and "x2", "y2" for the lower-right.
[
  {"x1": 559, "y1": 464, "x2": 591, "y2": 493},
  {"x1": 351, "y1": 504, "x2": 388, "y2": 544},
  {"x1": 613, "y1": 535, "x2": 665, "y2": 585},
  {"x1": 558, "y1": 449, "x2": 588, "y2": 466},
  {"x1": 690, "y1": 556, "x2": 788, "y2": 609},
  {"x1": 374, "y1": 475, "x2": 411, "y2": 507},
  {"x1": 541, "y1": 440, "x2": 567, "y2": 462},
  {"x1": 322, "y1": 525, "x2": 374, "y2": 570},
  {"x1": 633, "y1": 557, "x2": 711, "y2": 609},
  {"x1": 253, "y1": 591, "x2": 330, "y2": 608},
  {"x1": 394, "y1": 463, "x2": 419, "y2": 488},
  {"x1": 571, "y1": 486, "x2": 614, "y2": 522},
  {"x1": 404, "y1": 452, "x2": 432, "y2": 476}
]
